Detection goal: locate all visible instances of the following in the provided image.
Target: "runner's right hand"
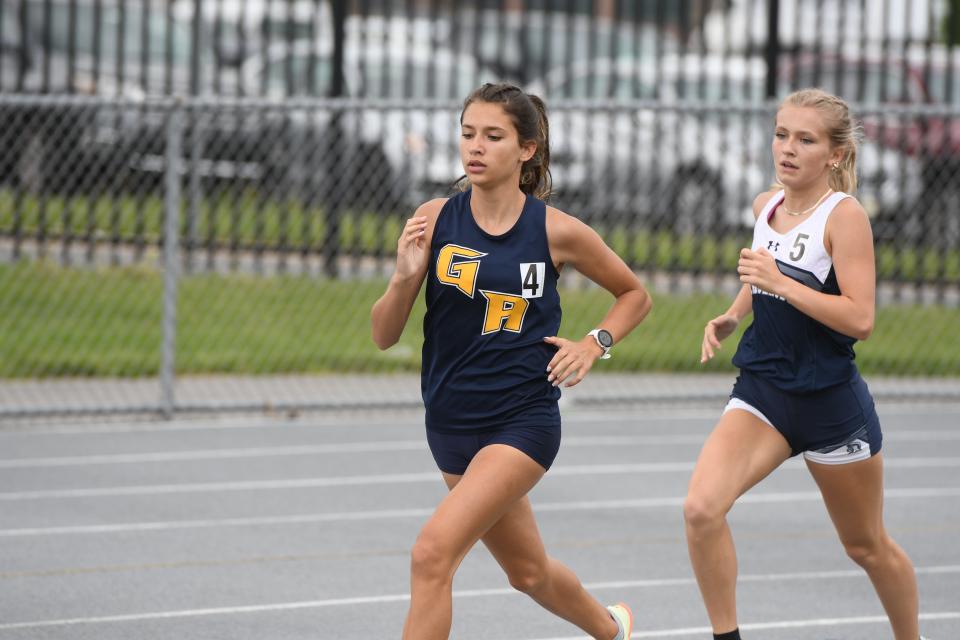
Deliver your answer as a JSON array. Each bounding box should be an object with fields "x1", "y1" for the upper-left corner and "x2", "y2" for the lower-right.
[
  {"x1": 701, "y1": 313, "x2": 739, "y2": 363},
  {"x1": 395, "y1": 216, "x2": 429, "y2": 280}
]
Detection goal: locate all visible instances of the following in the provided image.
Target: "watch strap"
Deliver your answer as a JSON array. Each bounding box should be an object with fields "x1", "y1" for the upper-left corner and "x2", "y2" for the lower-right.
[{"x1": 587, "y1": 329, "x2": 612, "y2": 360}]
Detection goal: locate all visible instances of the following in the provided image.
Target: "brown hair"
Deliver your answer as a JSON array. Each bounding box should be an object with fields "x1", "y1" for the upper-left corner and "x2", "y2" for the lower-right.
[
  {"x1": 455, "y1": 83, "x2": 552, "y2": 200},
  {"x1": 777, "y1": 88, "x2": 862, "y2": 193}
]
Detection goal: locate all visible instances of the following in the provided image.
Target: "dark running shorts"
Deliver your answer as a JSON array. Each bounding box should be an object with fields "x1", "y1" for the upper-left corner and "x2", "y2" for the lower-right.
[
  {"x1": 726, "y1": 369, "x2": 883, "y2": 464},
  {"x1": 425, "y1": 424, "x2": 562, "y2": 475}
]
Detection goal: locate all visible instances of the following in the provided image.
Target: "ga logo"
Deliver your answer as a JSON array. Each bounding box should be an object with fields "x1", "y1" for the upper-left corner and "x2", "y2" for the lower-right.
[
  {"x1": 436, "y1": 243, "x2": 535, "y2": 335},
  {"x1": 480, "y1": 290, "x2": 529, "y2": 335},
  {"x1": 436, "y1": 244, "x2": 485, "y2": 298}
]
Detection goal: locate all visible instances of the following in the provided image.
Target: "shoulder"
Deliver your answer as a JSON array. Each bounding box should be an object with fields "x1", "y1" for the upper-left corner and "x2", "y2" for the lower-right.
[
  {"x1": 545, "y1": 204, "x2": 594, "y2": 243},
  {"x1": 824, "y1": 195, "x2": 873, "y2": 253},
  {"x1": 414, "y1": 198, "x2": 449, "y2": 221},
  {"x1": 751, "y1": 189, "x2": 782, "y2": 219},
  {"x1": 829, "y1": 195, "x2": 869, "y2": 221},
  {"x1": 825, "y1": 195, "x2": 871, "y2": 236},
  {"x1": 414, "y1": 198, "x2": 449, "y2": 246},
  {"x1": 545, "y1": 204, "x2": 605, "y2": 267}
]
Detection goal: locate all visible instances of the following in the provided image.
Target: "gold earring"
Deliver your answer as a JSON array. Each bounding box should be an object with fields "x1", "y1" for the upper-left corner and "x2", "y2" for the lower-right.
[{"x1": 832, "y1": 162, "x2": 840, "y2": 171}]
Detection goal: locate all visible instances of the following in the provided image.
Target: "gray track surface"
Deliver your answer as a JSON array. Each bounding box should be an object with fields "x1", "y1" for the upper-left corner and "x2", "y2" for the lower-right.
[{"x1": 0, "y1": 400, "x2": 958, "y2": 639}]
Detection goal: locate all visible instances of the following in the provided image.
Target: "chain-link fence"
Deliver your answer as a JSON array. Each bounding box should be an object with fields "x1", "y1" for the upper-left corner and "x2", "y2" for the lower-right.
[{"x1": 1, "y1": 93, "x2": 958, "y2": 419}]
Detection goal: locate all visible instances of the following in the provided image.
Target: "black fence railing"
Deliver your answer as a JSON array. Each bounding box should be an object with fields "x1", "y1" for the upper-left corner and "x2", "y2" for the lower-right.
[
  {"x1": 1, "y1": 2, "x2": 958, "y2": 283},
  {"x1": 0, "y1": 94, "x2": 958, "y2": 288}
]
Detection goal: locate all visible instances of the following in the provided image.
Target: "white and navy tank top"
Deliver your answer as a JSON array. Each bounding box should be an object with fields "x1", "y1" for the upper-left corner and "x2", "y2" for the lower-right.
[
  {"x1": 421, "y1": 189, "x2": 562, "y2": 432},
  {"x1": 732, "y1": 190, "x2": 859, "y2": 392}
]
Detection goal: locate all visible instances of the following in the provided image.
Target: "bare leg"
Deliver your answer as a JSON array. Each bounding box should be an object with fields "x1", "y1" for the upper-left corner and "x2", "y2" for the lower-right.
[
  {"x1": 806, "y1": 453, "x2": 920, "y2": 640},
  {"x1": 479, "y1": 493, "x2": 620, "y2": 639},
  {"x1": 401, "y1": 443, "x2": 621, "y2": 640},
  {"x1": 401, "y1": 445, "x2": 544, "y2": 639},
  {"x1": 684, "y1": 409, "x2": 792, "y2": 633}
]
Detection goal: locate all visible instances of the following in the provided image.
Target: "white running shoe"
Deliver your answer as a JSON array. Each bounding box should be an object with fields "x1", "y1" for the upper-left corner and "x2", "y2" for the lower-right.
[{"x1": 606, "y1": 602, "x2": 633, "y2": 640}]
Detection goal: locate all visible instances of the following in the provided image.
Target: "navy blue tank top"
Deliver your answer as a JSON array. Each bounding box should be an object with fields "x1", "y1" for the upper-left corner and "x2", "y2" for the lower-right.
[
  {"x1": 732, "y1": 190, "x2": 858, "y2": 392},
  {"x1": 422, "y1": 189, "x2": 562, "y2": 432}
]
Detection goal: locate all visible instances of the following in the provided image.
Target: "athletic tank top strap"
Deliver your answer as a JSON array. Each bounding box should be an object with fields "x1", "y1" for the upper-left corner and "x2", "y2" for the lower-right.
[
  {"x1": 807, "y1": 190, "x2": 851, "y2": 228},
  {"x1": 757, "y1": 189, "x2": 785, "y2": 229}
]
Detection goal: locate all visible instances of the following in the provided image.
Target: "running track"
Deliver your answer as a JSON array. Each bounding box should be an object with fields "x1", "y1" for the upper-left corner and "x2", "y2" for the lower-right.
[{"x1": 1, "y1": 401, "x2": 957, "y2": 639}]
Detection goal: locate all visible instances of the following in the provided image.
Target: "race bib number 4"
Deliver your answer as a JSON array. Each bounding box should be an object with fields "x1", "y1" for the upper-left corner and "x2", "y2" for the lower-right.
[{"x1": 520, "y1": 262, "x2": 545, "y2": 299}]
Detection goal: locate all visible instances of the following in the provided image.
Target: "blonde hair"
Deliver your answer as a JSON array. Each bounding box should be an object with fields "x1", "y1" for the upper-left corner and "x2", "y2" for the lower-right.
[{"x1": 777, "y1": 88, "x2": 862, "y2": 193}]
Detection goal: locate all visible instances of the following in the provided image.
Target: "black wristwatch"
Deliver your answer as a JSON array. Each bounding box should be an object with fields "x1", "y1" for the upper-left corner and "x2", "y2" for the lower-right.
[{"x1": 587, "y1": 329, "x2": 613, "y2": 360}]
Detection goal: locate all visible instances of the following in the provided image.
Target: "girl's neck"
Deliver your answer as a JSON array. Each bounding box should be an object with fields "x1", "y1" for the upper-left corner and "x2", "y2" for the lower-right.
[
  {"x1": 470, "y1": 185, "x2": 527, "y2": 231},
  {"x1": 782, "y1": 181, "x2": 833, "y2": 214}
]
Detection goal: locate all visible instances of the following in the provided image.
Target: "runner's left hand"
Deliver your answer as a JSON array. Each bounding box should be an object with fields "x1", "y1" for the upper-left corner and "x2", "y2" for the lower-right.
[{"x1": 542, "y1": 336, "x2": 603, "y2": 388}]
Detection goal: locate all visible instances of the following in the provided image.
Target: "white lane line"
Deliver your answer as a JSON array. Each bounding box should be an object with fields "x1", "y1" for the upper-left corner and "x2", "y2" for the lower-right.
[
  {"x1": 4, "y1": 456, "x2": 960, "y2": 501},
  {"x1": 3, "y1": 430, "x2": 958, "y2": 469},
  {"x1": 0, "y1": 473, "x2": 444, "y2": 500},
  {"x1": 569, "y1": 430, "x2": 960, "y2": 445},
  {"x1": 2, "y1": 401, "x2": 955, "y2": 437},
  {"x1": 0, "y1": 441, "x2": 431, "y2": 469},
  {"x1": 0, "y1": 566, "x2": 956, "y2": 631},
  {"x1": 2, "y1": 486, "x2": 959, "y2": 537},
  {"x1": 528, "y1": 611, "x2": 960, "y2": 639},
  {"x1": 0, "y1": 436, "x2": 689, "y2": 468},
  {"x1": 0, "y1": 437, "x2": 703, "y2": 469},
  {"x1": 0, "y1": 409, "x2": 716, "y2": 437}
]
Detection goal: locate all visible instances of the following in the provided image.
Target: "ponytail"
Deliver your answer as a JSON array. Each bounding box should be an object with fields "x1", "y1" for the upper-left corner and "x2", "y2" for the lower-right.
[{"x1": 521, "y1": 93, "x2": 552, "y2": 200}]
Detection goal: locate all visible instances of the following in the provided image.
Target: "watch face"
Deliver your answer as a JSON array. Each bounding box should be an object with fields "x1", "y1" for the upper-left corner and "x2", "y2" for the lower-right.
[{"x1": 597, "y1": 329, "x2": 613, "y2": 348}]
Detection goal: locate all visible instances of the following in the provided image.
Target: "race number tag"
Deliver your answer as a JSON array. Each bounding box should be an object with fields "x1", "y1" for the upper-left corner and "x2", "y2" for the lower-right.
[{"x1": 519, "y1": 262, "x2": 545, "y2": 299}]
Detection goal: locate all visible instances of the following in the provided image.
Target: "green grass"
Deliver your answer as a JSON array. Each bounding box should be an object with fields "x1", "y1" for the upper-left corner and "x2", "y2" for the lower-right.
[
  {"x1": 0, "y1": 189, "x2": 407, "y2": 251},
  {"x1": 3, "y1": 189, "x2": 960, "y2": 280},
  {"x1": 1, "y1": 261, "x2": 958, "y2": 378}
]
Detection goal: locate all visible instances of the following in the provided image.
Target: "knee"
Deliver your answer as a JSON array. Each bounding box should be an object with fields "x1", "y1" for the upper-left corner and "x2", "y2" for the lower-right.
[
  {"x1": 409, "y1": 531, "x2": 455, "y2": 584},
  {"x1": 505, "y1": 560, "x2": 550, "y2": 596},
  {"x1": 683, "y1": 493, "x2": 727, "y2": 533},
  {"x1": 843, "y1": 537, "x2": 887, "y2": 570}
]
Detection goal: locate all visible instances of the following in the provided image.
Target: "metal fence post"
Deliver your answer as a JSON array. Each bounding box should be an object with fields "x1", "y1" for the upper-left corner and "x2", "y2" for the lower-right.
[
  {"x1": 765, "y1": 0, "x2": 780, "y2": 100},
  {"x1": 187, "y1": 3, "x2": 205, "y2": 272},
  {"x1": 161, "y1": 100, "x2": 184, "y2": 419},
  {"x1": 323, "y1": 0, "x2": 349, "y2": 278}
]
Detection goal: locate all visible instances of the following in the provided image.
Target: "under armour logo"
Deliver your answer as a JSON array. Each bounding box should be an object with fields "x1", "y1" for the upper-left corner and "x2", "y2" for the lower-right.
[
  {"x1": 767, "y1": 241, "x2": 780, "y2": 251},
  {"x1": 846, "y1": 442, "x2": 863, "y2": 454}
]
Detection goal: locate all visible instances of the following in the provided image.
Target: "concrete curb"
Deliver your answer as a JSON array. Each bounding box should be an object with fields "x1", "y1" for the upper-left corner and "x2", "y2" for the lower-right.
[{"x1": 2, "y1": 373, "x2": 960, "y2": 423}]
